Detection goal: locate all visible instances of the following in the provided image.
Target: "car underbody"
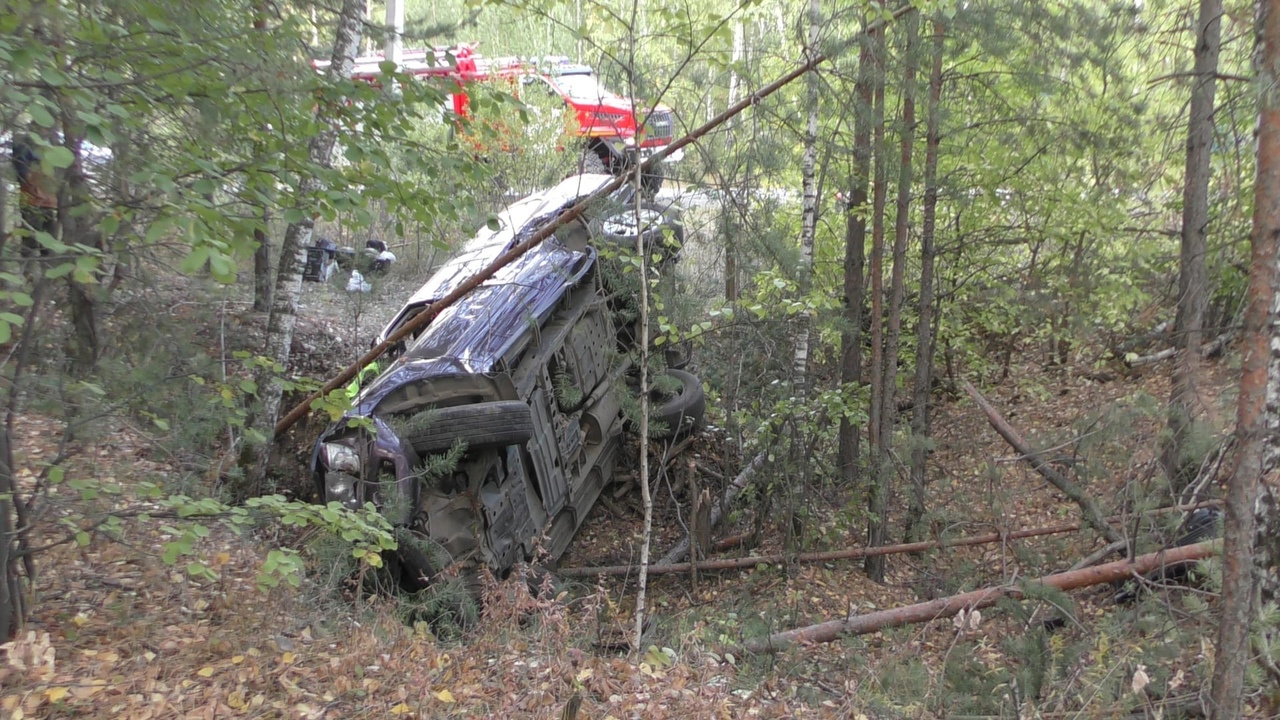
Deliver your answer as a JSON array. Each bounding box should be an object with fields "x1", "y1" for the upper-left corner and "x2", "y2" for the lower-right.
[{"x1": 311, "y1": 174, "x2": 703, "y2": 591}]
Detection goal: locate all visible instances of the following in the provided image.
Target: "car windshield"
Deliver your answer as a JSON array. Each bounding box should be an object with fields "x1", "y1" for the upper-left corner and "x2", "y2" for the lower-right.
[{"x1": 554, "y1": 73, "x2": 618, "y2": 103}]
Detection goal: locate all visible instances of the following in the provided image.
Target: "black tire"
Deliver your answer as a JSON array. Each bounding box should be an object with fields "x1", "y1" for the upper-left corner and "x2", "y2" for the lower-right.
[
  {"x1": 580, "y1": 151, "x2": 608, "y2": 175},
  {"x1": 390, "y1": 527, "x2": 483, "y2": 631},
  {"x1": 649, "y1": 368, "x2": 705, "y2": 439},
  {"x1": 406, "y1": 400, "x2": 534, "y2": 454},
  {"x1": 598, "y1": 203, "x2": 684, "y2": 265}
]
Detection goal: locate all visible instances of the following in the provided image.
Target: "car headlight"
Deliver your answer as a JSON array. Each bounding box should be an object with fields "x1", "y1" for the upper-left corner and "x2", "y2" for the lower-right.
[
  {"x1": 322, "y1": 443, "x2": 361, "y2": 474},
  {"x1": 325, "y1": 471, "x2": 361, "y2": 509}
]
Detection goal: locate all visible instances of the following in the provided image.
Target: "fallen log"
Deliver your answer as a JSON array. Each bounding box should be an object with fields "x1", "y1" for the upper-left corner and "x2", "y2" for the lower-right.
[
  {"x1": 560, "y1": 502, "x2": 1219, "y2": 578},
  {"x1": 963, "y1": 381, "x2": 1123, "y2": 545},
  {"x1": 655, "y1": 451, "x2": 766, "y2": 566},
  {"x1": 562, "y1": 521, "x2": 1085, "y2": 578},
  {"x1": 742, "y1": 539, "x2": 1219, "y2": 654}
]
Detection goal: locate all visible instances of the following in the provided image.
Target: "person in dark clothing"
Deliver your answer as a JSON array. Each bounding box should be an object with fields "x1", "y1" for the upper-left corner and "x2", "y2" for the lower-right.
[{"x1": 11, "y1": 134, "x2": 59, "y2": 257}]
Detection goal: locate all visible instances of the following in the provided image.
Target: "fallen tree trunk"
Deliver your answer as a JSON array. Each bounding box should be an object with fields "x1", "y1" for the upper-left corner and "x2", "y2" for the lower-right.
[
  {"x1": 655, "y1": 451, "x2": 765, "y2": 566},
  {"x1": 742, "y1": 539, "x2": 1219, "y2": 654},
  {"x1": 561, "y1": 502, "x2": 1217, "y2": 578},
  {"x1": 274, "y1": 4, "x2": 917, "y2": 438},
  {"x1": 963, "y1": 381, "x2": 1123, "y2": 545},
  {"x1": 563, "y1": 521, "x2": 1084, "y2": 578}
]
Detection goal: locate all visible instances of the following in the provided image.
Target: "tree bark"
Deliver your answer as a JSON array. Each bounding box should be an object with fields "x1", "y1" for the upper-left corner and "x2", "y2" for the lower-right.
[
  {"x1": 906, "y1": 18, "x2": 943, "y2": 542},
  {"x1": 964, "y1": 381, "x2": 1124, "y2": 545},
  {"x1": 838, "y1": 33, "x2": 873, "y2": 490},
  {"x1": 1165, "y1": 0, "x2": 1222, "y2": 492},
  {"x1": 252, "y1": 208, "x2": 272, "y2": 313},
  {"x1": 246, "y1": 0, "x2": 365, "y2": 489},
  {"x1": 566, "y1": 521, "x2": 1088, "y2": 578},
  {"x1": 251, "y1": 7, "x2": 273, "y2": 314},
  {"x1": 632, "y1": 161, "x2": 652, "y2": 652},
  {"x1": 784, "y1": 0, "x2": 821, "y2": 547},
  {"x1": 59, "y1": 111, "x2": 102, "y2": 375},
  {"x1": 1210, "y1": 0, "x2": 1280, "y2": 713},
  {"x1": 870, "y1": 15, "x2": 917, "y2": 582},
  {"x1": 864, "y1": 25, "x2": 889, "y2": 582},
  {"x1": 0, "y1": 411, "x2": 16, "y2": 639},
  {"x1": 743, "y1": 540, "x2": 1219, "y2": 654},
  {"x1": 723, "y1": 20, "x2": 744, "y2": 303}
]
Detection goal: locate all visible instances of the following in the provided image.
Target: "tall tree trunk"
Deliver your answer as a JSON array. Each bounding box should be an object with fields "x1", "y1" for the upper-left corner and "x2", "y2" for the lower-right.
[
  {"x1": 0, "y1": 425, "x2": 15, "y2": 640},
  {"x1": 868, "y1": 15, "x2": 917, "y2": 583},
  {"x1": 1209, "y1": 1, "x2": 1279, "y2": 714},
  {"x1": 864, "y1": 25, "x2": 888, "y2": 581},
  {"x1": 1165, "y1": 0, "x2": 1222, "y2": 492},
  {"x1": 905, "y1": 18, "x2": 943, "y2": 543},
  {"x1": 246, "y1": 0, "x2": 365, "y2": 490},
  {"x1": 724, "y1": 20, "x2": 744, "y2": 303},
  {"x1": 838, "y1": 34, "x2": 874, "y2": 488},
  {"x1": 251, "y1": 7, "x2": 273, "y2": 314},
  {"x1": 56, "y1": 92, "x2": 102, "y2": 375},
  {"x1": 252, "y1": 209, "x2": 272, "y2": 312},
  {"x1": 785, "y1": 0, "x2": 821, "y2": 547}
]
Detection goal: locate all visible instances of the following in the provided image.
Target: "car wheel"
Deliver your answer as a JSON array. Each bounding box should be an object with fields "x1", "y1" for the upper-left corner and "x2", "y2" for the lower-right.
[
  {"x1": 405, "y1": 400, "x2": 535, "y2": 454},
  {"x1": 390, "y1": 526, "x2": 483, "y2": 630},
  {"x1": 648, "y1": 368, "x2": 705, "y2": 439},
  {"x1": 598, "y1": 203, "x2": 683, "y2": 265},
  {"x1": 580, "y1": 151, "x2": 608, "y2": 175}
]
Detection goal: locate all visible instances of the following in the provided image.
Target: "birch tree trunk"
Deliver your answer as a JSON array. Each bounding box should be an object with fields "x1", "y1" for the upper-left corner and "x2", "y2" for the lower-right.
[
  {"x1": 246, "y1": 0, "x2": 365, "y2": 490},
  {"x1": 724, "y1": 20, "x2": 744, "y2": 303},
  {"x1": 905, "y1": 18, "x2": 943, "y2": 542},
  {"x1": 1209, "y1": 1, "x2": 1279, "y2": 713},
  {"x1": 864, "y1": 25, "x2": 888, "y2": 580},
  {"x1": 793, "y1": 0, "x2": 820, "y2": 393},
  {"x1": 782, "y1": 0, "x2": 821, "y2": 547},
  {"x1": 1165, "y1": 0, "x2": 1222, "y2": 492},
  {"x1": 838, "y1": 33, "x2": 873, "y2": 488},
  {"x1": 868, "y1": 15, "x2": 917, "y2": 583}
]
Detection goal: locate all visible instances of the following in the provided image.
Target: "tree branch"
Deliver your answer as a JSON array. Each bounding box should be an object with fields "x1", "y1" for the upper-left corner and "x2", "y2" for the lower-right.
[{"x1": 963, "y1": 381, "x2": 1123, "y2": 545}]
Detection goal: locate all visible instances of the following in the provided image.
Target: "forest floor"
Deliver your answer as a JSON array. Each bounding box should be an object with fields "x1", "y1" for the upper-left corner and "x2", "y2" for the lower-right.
[{"x1": 0, "y1": 263, "x2": 1258, "y2": 718}]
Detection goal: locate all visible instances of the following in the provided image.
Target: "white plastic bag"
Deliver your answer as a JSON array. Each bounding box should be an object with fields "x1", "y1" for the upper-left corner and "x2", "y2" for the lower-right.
[{"x1": 346, "y1": 269, "x2": 372, "y2": 293}]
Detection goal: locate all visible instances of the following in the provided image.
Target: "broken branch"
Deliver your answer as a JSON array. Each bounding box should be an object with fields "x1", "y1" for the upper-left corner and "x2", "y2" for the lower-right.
[
  {"x1": 562, "y1": 520, "x2": 1085, "y2": 578},
  {"x1": 963, "y1": 381, "x2": 1123, "y2": 545},
  {"x1": 655, "y1": 451, "x2": 766, "y2": 566},
  {"x1": 742, "y1": 539, "x2": 1219, "y2": 654}
]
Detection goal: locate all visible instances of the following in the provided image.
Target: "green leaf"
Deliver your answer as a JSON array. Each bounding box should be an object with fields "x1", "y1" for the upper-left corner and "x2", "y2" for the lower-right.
[
  {"x1": 28, "y1": 104, "x2": 55, "y2": 127},
  {"x1": 180, "y1": 247, "x2": 210, "y2": 274},
  {"x1": 75, "y1": 531, "x2": 91, "y2": 547},
  {"x1": 99, "y1": 214, "x2": 121, "y2": 236},
  {"x1": 42, "y1": 146, "x2": 74, "y2": 169}
]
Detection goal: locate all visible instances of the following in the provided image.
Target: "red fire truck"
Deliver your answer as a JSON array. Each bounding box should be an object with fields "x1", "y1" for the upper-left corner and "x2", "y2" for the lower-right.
[{"x1": 320, "y1": 45, "x2": 679, "y2": 193}]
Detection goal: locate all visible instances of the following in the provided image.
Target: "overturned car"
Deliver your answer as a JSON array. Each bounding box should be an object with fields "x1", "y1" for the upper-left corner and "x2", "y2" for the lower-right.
[{"x1": 311, "y1": 174, "x2": 703, "y2": 591}]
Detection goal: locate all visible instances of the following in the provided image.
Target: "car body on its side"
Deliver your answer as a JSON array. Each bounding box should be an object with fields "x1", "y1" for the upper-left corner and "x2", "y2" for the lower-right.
[{"x1": 311, "y1": 174, "x2": 702, "y2": 589}]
